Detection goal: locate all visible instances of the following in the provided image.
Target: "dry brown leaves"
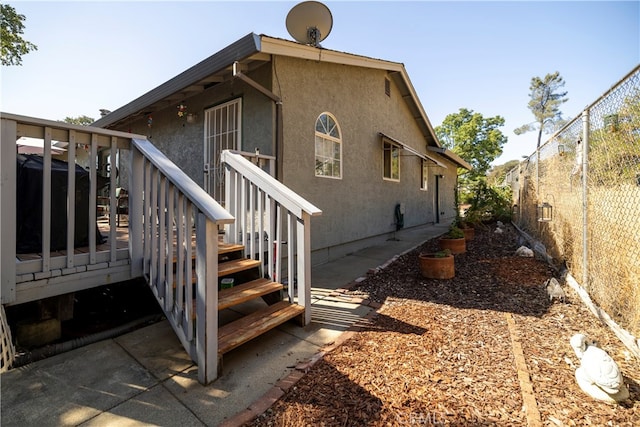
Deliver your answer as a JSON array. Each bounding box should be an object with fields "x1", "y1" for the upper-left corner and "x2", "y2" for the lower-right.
[{"x1": 248, "y1": 224, "x2": 640, "y2": 426}]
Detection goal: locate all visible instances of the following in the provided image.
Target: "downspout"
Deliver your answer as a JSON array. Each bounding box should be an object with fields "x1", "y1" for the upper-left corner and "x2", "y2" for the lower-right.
[{"x1": 232, "y1": 61, "x2": 283, "y2": 180}]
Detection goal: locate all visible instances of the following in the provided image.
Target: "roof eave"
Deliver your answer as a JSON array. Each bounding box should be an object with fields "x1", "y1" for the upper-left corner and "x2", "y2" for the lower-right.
[
  {"x1": 92, "y1": 33, "x2": 262, "y2": 129},
  {"x1": 427, "y1": 146, "x2": 473, "y2": 170}
]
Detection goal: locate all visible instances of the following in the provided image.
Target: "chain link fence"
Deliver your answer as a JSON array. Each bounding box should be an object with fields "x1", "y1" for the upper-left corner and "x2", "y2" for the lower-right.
[{"x1": 510, "y1": 65, "x2": 640, "y2": 339}]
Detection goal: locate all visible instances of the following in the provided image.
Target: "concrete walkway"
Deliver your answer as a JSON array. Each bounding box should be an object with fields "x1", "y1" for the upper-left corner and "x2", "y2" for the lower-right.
[{"x1": 1, "y1": 223, "x2": 448, "y2": 427}]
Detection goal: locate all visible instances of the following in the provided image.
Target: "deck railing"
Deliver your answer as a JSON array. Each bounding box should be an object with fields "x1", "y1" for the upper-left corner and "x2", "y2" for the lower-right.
[
  {"x1": 1, "y1": 113, "x2": 235, "y2": 383},
  {"x1": 221, "y1": 150, "x2": 322, "y2": 325},
  {"x1": 1, "y1": 113, "x2": 142, "y2": 305},
  {"x1": 131, "y1": 138, "x2": 234, "y2": 384}
]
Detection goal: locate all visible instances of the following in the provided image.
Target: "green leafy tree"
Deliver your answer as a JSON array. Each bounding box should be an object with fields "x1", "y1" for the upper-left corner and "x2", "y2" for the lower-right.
[
  {"x1": 514, "y1": 71, "x2": 568, "y2": 149},
  {"x1": 487, "y1": 159, "x2": 520, "y2": 186},
  {"x1": 63, "y1": 115, "x2": 95, "y2": 126},
  {"x1": 1, "y1": 4, "x2": 37, "y2": 66},
  {"x1": 435, "y1": 108, "x2": 508, "y2": 180}
]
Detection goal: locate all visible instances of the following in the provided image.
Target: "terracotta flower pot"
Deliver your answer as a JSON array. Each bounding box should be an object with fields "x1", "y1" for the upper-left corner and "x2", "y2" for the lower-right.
[
  {"x1": 419, "y1": 252, "x2": 455, "y2": 279},
  {"x1": 438, "y1": 237, "x2": 466, "y2": 254},
  {"x1": 461, "y1": 227, "x2": 474, "y2": 241}
]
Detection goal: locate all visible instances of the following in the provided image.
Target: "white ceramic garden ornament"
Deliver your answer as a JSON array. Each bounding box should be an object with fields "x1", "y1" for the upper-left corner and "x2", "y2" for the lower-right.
[{"x1": 570, "y1": 333, "x2": 629, "y2": 403}]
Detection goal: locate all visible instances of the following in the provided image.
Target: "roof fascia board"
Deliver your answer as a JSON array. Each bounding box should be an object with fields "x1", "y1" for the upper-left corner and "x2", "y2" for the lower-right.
[
  {"x1": 259, "y1": 35, "x2": 404, "y2": 72},
  {"x1": 427, "y1": 146, "x2": 472, "y2": 170}
]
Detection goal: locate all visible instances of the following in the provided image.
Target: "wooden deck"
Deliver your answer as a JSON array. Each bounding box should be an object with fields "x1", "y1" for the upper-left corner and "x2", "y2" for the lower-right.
[
  {"x1": 15, "y1": 219, "x2": 130, "y2": 263},
  {"x1": 12, "y1": 217, "x2": 134, "y2": 306}
]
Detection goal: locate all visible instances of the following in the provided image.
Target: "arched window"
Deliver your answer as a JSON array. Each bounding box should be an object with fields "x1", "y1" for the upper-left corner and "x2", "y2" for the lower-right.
[{"x1": 315, "y1": 113, "x2": 342, "y2": 179}]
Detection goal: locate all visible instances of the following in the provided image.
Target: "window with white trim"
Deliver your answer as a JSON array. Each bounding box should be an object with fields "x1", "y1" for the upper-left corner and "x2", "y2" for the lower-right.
[
  {"x1": 383, "y1": 139, "x2": 400, "y2": 181},
  {"x1": 421, "y1": 159, "x2": 429, "y2": 190},
  {"x1": 315, "y1": 112, "x2": 342, "y2": 179}
]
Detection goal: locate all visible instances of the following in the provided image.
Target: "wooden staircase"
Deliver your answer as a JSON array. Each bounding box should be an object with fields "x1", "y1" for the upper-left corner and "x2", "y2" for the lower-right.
[{"x1": 182, "y1": 241, "x2": 304, "y2": 371}]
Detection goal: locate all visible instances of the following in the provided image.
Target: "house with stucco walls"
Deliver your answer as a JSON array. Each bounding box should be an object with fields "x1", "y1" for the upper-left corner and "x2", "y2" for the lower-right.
[{"x1": 93, "y1": 33, "x2": 471, "y2": 265}]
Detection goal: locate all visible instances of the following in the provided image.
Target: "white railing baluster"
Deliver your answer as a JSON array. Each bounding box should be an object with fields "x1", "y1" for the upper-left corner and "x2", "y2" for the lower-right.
[
  {"x1": 185, "y1": 202, "x2": 194, "y2": 342},
  {"x1": 258, "y1": 189, "x2": 265, "y2": 274},
  {"x1": 143, "y1": 159, "x2": 152, "y2": 277},
  {"x1": 42, "y1": 127, "x2": 52, "y2": 273},
  {"x1": 158, "y1": 176, "x2": 167, "y2": 299},
  {"x1": 287, "y1": 212, "x2": 295, "y2": 302},
  {"x1": 248, "y1": 182, "x2": 255, "y2": 258},
  {"x1": 109, "y1": 137, "x2": 117, "y2": 263},
  {"x1": 129, "y1": 148, "x2": 144, "y2": 278},
  {"x1": 89, "y1": 134, "x2": 98, "y2": 265},
  {"x1": 275, "y1": 204, "x2": 282, "y2": 283},
  {"x1": 165, "y1": 184, "x2": 175, "y2": 310},
  {"x1": 66, "y1": 130, "x2": 76, "y2": 269},
  {"x1": 176, "y1": 192, "x2": 185, "y2": 323},
  {"x1": 221, "y1": 150, "x2": 321, "y2": 326},
  {"x1": 150, "y1": 167, "x2": 159, "y2": 287}
]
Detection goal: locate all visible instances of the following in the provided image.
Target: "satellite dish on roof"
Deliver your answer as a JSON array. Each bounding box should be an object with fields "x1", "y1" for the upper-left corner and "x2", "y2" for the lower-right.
[{"x1": 286, "y1": 1, "x2": 333, "y2": 47}]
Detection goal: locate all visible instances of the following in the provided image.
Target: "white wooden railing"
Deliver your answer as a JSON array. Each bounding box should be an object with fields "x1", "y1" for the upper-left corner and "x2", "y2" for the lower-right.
[
  {"x1": 1, "y1": 114, "x2": 319, "y2": 384},
  {"x1": 131, "y1": 138, "x2": 234, "y2": 384},
  {"x1": 1, "y1": 113, "x2": 141, "y2": 304},
  {"x1": 221, "y1": 150, "x2": 322, "y2": 325}
]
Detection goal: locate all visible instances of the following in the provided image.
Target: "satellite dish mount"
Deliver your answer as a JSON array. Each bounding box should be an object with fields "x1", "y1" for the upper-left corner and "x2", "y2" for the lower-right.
[{"x1": 286, "y1": 1, "x2": 333, "y2": 47}]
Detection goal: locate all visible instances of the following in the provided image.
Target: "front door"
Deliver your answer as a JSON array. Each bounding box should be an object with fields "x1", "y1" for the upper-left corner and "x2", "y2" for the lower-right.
[
  {"x1": 204, "y1": 98, "x2": 242, "y2": 203},
  {"x1": 435, "y1": 175, "x2": 441, "y2": 224}
]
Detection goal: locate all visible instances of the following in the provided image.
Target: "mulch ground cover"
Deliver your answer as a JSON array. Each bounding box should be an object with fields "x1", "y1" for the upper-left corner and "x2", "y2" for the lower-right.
[{"x1": 246, "y1": 223, "x2": 640, "y2": 426}]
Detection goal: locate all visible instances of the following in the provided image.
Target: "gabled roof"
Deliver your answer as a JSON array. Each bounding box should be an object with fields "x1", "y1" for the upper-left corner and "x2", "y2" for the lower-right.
[{"x1": 93, "y1": 33, "x2": 451, "y2": 156}]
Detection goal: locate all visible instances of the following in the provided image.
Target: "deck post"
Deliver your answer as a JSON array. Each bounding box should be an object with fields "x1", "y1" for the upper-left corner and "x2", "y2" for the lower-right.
[
  {"x1": 129, "y1": 146, "x2": 145, "y2": 278},
  {"x1": 297, "y1": 213, "x2": 312, "y2": 325},
  {"x1": 1, "y1": 119, "x2": 17, "y2": 304},
  {"x1": 196, "y1": 212, "x2": 219, "y2": 384}
]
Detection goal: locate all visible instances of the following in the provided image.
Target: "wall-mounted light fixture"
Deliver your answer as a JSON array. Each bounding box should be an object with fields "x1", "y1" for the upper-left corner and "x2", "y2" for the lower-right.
[
  {"x1": 537, "y1": 194, "x2": 555, "y2": 222},
  {"x1": 186, "y1": 113, "x2": 197, "y2": 124},
  {"x1": 557, "y1": 144, "x2": 566, "y2": 156}
]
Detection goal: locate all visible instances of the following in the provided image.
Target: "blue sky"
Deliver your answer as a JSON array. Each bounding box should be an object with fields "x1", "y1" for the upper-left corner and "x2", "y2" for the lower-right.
[{"x1": 2, "y1": 1, "x2": 638, "y2": 165}]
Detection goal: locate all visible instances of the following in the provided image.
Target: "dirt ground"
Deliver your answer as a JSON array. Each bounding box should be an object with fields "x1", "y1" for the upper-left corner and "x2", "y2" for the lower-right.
[{"x1": 247, "y1": 223, "x2": 640, "y2": 426}]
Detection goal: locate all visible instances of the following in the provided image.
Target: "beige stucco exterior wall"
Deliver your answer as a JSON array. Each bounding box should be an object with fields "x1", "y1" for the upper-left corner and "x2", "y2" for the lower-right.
[
  {"x1": 273, "y1": 56, "x2": 458, "y2": 262},
  {"x1": 116, "y1": 63, "x2": 275, "y2": 188},
  {"x1": 111, "y1": 56, "x2": 458, "y2": 264}
]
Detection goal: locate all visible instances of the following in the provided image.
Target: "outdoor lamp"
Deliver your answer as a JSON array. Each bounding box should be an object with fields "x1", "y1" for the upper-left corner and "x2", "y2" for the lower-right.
[
  {"x1": 558, "y1": 144, "x2": 566, "y2": 156},
  {"x1": 537, "y1": 202, "x2": 553, "y2": 222},
  {"x1": 186, "y1": 113, "x2": 197, "y2": 124}
]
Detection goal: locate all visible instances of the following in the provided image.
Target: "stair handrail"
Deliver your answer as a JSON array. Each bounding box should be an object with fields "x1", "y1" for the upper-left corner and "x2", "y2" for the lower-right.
[
  {"x1": 221, "y1": 149, "x2": 321, "y2": 326},
  {"x1": 130, "y1": 138, "x2": 234, "y2": 385},
  {"x1": 221, "y1": 150, "x2": 322, "y2": 218},
  {"x1": 132, "y1": 138, "x2": 234, "y2": 224}
]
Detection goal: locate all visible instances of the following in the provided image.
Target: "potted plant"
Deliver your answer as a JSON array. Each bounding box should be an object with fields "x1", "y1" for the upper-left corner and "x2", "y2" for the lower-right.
[
  {"x1": 418, "y1": 249, "x2": 454, "y2": 279},
  {"x1": 455, "y1": 218, "x2": 475, "y2": 241},
  {"x1": 438, "y1": 225, "x2": 466, "y2": 254}
]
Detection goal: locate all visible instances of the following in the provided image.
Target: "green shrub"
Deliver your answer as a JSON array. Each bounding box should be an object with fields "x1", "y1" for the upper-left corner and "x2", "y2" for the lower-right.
[{"x1": 463, "y1": 181, "x2": 512, "y2": 224}]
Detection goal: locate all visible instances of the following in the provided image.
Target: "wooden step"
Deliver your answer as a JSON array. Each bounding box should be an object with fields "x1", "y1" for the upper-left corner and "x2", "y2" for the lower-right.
[
  {"x1": 218, "y1": 258, "x2": 261, "y2": 276},
  {"x1": 218, "y1": 278, "x2": 283, "y2": 311},
  {"x1": 218, "y1": 243, "x2": 245, "y2": 256},
  {"x1": 218, "y1": 301, "x2": 305, "y2": 355},
  {"x1": 172, "y1": 242, "x2": 245, "y2": 263}
]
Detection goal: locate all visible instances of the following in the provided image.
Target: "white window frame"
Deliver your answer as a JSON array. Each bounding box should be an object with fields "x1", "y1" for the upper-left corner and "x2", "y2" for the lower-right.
[
  {"x1": 421, "y1": 159, "x2": 429, "y2": 191},
  {"x1": 314, "y1": 112, "x2": 342, "y2": 179},
  {"x1": 383, "y1": 139, "x2": 400, "y2": 182}
]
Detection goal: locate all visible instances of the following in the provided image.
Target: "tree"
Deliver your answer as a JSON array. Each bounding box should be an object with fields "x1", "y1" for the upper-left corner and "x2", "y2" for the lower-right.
[
  {"x1": 1, "y1": 4, "x2": 37, "y2": 66},
  {"x1": 514, "y1": 71, "x2": 568, "y2": 149},
  {"x1": 435, "y1": 108, "x2": 508, "y2": 180},
  {"x1": 63, "y1": 115, "x2": 95, "y2": 126},
  {"x1": 487, "y1": 159, "x2": 520, "y2": 186}
]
